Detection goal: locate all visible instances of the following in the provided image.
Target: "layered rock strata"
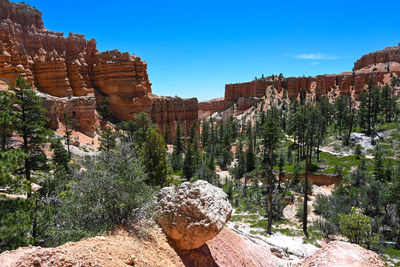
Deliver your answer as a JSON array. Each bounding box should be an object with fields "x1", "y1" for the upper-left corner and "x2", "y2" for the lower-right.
[
  {"x1": 199, "y1": 43, "x2": 400, "y2": 116},
  {"x1": 224, "y1": 71, "x2": 397, "y2": 107},
  {"x1": 0, "y1": 0, "x2": 197, "y2": 137},
  {"x1": 354, "y1": 43, "x2": 400, "y2": 71},
  {"x1": 39, "y1": 93, "x2": 96, "y2": 137},
  {"x1": 198, "y1": 98, "x2": 226, "y2": 119}
]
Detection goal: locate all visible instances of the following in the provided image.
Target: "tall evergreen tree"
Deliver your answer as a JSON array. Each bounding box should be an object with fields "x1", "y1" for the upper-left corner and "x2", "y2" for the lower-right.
[
  {"x1": 246, "y1": 136, "x2": 255, "y2": 173},
  {"x1": 201, "y1": 119, "x2": 210, "y2": 148},
  {"x1": 261, "y1": 107, "x2": 281, "y2": 233},
  {"x1": 50, "y1": 138, "x2": 69, "y2": 173},
  {"x1": 358, "y1": 92, "x2": 368, "y2": 133},
  {"x1": 0, "y1": 90, "x2": 15, "y2": 151},
  {"x1": 183, "y1": 143, "x2": 195, "y2": 180},
  {"x1": 63, "y1": 111, "x2": 76, "y2": 159},
  {"x1": 366, "y1": 78, "x2": 375, "y2": 136},
  {"x1": 98, "y1": 97, "x2": 112, "y2": 121},
  {"x1": 183, "y1": 121, "x2": 202, "y2": 179},
  {"x1": 98, "y1": 127, "x2": 117, "y2": 153},
  {"x1": 10, "y1": 76, "x2": 50, "y2": 197},
  {"x1": 171, "y1": 121, "x2": 185, "y2": 171},
  {"x1": 373, "y1": 145, "x2": 385, "y2": 182},
  {"x1": 278, "y1": 151, "x2": 285, "y2": 191},
  {"x1": 302, "y1": 104, "x2": 318, "y2": 237},
  {"x1": 142, "y1": 126, "x2": 168, "y2": 186},
  {"x1": 116, "y1": 112, "x2": 153, "y2": 146}
]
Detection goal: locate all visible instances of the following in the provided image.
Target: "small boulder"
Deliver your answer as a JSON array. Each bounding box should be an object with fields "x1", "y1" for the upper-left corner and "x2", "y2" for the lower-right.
[
  {"x1": 72, "y1": 140, "x2": 80, "y2": 147},
  {"x1": 155, "y1": 180, "x2": 232, "y2": 250}
]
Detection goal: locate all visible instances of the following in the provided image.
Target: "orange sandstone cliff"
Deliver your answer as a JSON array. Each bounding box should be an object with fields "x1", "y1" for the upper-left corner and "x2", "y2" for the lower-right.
[
  {"x1": 0, "y1": 0, "x2": 197, "y2": 138},
  {"x1": 354, "y1": 43, "x2": 400, "y2": 71},
  {"x1": 199, "y1": 44, "x2": 400, "y2": 116}
]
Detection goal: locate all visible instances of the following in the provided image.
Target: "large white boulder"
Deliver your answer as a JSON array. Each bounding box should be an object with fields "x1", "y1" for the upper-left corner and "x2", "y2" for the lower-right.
[{"x1": 155, "y1": 180, "x2": 232, "y2": 250}]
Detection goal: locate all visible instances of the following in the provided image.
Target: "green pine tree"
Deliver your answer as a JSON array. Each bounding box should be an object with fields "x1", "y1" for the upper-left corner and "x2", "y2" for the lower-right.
[
  {"x1": 0, "y1": 90, "x2": 15, "y2": 151},
  {"x1": 98, "y1": 127, "x2": 117, "y2": 153},
  {"x1": 50, "y1": 138, "x2": 69, "y2": 173},
  {"x1": 10, "y1": 75, "x2": 51, "y2": 197},
  {"x1": 142, "y1": 126, "x2": 168, "y2": 186}
]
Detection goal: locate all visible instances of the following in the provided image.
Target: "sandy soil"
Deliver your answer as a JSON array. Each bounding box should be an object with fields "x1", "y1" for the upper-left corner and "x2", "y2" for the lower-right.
[
  {"x1": 55, "y1": 124, "x2": 99, "y2": 157},
  {"x1": 0, "y1": 224, "x2": 184, "y2": 267}
]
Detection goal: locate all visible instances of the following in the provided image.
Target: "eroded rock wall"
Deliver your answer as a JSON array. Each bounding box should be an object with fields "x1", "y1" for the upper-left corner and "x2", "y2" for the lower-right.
[
  {"x1": 198, "y1": 98, "x2": 225, "y2": 119},
  {"x1": 0, "y1": 0, "x2": 198, "y2": 137},
  {"x1": 354, "y1": 43, "x2": 400, "y2": 71},
  {"x1": 221, "y1": 71, "x2": 398, "y2": 108}
]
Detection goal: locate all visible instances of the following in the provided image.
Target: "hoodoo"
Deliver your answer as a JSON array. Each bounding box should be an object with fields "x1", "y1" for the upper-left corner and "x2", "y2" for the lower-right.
[{"x1": 0, "y1": 0, "x2": 198, "y2": 138}]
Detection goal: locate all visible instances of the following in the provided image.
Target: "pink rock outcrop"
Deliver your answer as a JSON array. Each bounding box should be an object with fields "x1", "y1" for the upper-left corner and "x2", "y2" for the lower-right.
[{"x1": 297, "y1": 241, "x2": 385, "y2": 267}]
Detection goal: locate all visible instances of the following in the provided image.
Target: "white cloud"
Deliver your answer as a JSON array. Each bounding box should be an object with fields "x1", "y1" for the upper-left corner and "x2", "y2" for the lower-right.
[
  {"x1": 285, "y1": 53, "x2": 340, "y2": 60},
  {"x1": 310, "y1": 62, "x2": 320, "y2": 66}
]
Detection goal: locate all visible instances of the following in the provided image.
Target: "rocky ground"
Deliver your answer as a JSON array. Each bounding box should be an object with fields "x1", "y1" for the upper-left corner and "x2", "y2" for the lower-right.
[
  {"x1": 0, "y1": 180, "x2": 386, "y2": 267},
  {"x1": 0, "y1": 223, "x2": 384, "y2": 267},
  {"x1": 226, "y1": 184, "x2": 334, "y2": 263}
]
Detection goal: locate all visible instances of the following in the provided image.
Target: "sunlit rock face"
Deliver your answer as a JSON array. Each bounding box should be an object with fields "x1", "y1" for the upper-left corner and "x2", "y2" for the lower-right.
[
  {"x1": 354, "y1": 43, "x2": 400, "y2": 71},
  {"x1": 0, "y1": 0, "x2": 198, "y2": 137}
]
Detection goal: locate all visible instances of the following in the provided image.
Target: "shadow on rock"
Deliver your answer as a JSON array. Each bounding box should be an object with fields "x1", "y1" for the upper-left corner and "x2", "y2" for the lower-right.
[{"x1": 173, "y1": 243, "x2": 218, "y2": 267}]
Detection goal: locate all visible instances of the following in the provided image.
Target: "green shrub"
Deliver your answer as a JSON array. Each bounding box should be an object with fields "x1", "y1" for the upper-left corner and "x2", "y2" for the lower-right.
[
  {"x1": 313, "y1": 194, "x2": 330, "y2": 216},
  {"x1": 355, "y1": 144, "x2": 363, "y2": 159},
  {"x1": 314, "y1": 218, "x2": 336, "y2": 241},
  {"x1": 334, "y1": 165, "x2": 344, "y2": 176},
  {"x1": 309, "y1": 162, "x2": 319, "y2": 173},
  {"x1": 0, "y1": 198, "x2": 32, "y2": 252},
  {"x1": 295, "y1": 201, "x2": 310, "y2": 221},
  {"x1": 56, "y1": 144, "x2": 155, "y2": 242},
  {"x1": 339, "y1": 208, "x2": 378, "y2": 249}
]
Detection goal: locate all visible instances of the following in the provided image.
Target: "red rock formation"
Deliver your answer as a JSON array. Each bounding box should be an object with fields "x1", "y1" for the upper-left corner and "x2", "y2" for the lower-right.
[
  {"x1": 237, "y1": 97, "x2": 260, "y2": 111},
  {"x1": 40, "y1": 93, "x2": 96, "y2": 137},
  {"x1": 0, "y1": 0, "x2": 198, "y2": 138},
  {"x1": 219, "y1": 71, "x2": 399, "y2": 109},
  {"x1": 198, "y1": 98, "x2": 225, "y2": 119},
  {"x1": 354, "y1": 43, "x2": 400, "y2": 71},
  {"x1": 197, "y1": 42, "x2": 400, "y2": 117}
]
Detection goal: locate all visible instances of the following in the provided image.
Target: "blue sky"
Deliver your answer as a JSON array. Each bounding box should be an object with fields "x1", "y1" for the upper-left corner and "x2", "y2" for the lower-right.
[{"x1": 21, "y1": 0, "x2": 400, "y2": 101}]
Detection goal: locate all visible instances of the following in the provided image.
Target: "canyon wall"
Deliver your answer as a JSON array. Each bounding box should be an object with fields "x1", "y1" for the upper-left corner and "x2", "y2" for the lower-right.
[
  {"x1": 198, "y1": 42, "x2": 400, "y2": 117},
  {"x1": 198, "y1": 70, "x2": 398, "y2": 116},
  {"x1": 0, "y1": 0, "x2": 197, "y2": 138},
  {"x1": 198, "y1": 98, "x2": 226, "y2": 119},
  {"x1": 354, "y1": 43, "x2": 400, "y2": 71},
  {"x1": 223, "y1": 72, "x2": 397, "y2": 107}
]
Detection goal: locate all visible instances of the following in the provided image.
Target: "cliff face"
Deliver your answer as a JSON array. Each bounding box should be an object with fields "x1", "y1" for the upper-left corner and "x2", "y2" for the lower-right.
[
  {"x1": 198, "y1": 98, "x2": 225, "y2": 119},
  {"x1": 0, "y1": 0, "x2": 197, "y2": 138},
  {"x1": 354, "y1": 43, "x2": 400, "y2": 71},
  {"x1": 198, "y1": 43, "x2": 400, "y2": 116},
  {"x1": 213, "y1": 71, "x2": 398, "y2": 114}
]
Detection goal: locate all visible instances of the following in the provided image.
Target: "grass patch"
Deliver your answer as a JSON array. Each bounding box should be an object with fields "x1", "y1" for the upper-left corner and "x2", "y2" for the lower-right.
[
  {"x1": 303, "y1": 226, "x2": 323, "y2": 247},
  {"x1": 273, "y1": 227, "x2": 301, "y2": 237},
  {"x1": 385, "y1": 247, "x2": 400, "y2": 258},
  {"x1": 250, "y1": 219, "x2": 269, "y2": 229},
  {"x1": 231, "y1": 214, "x2": 259, "y2": 223}
]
